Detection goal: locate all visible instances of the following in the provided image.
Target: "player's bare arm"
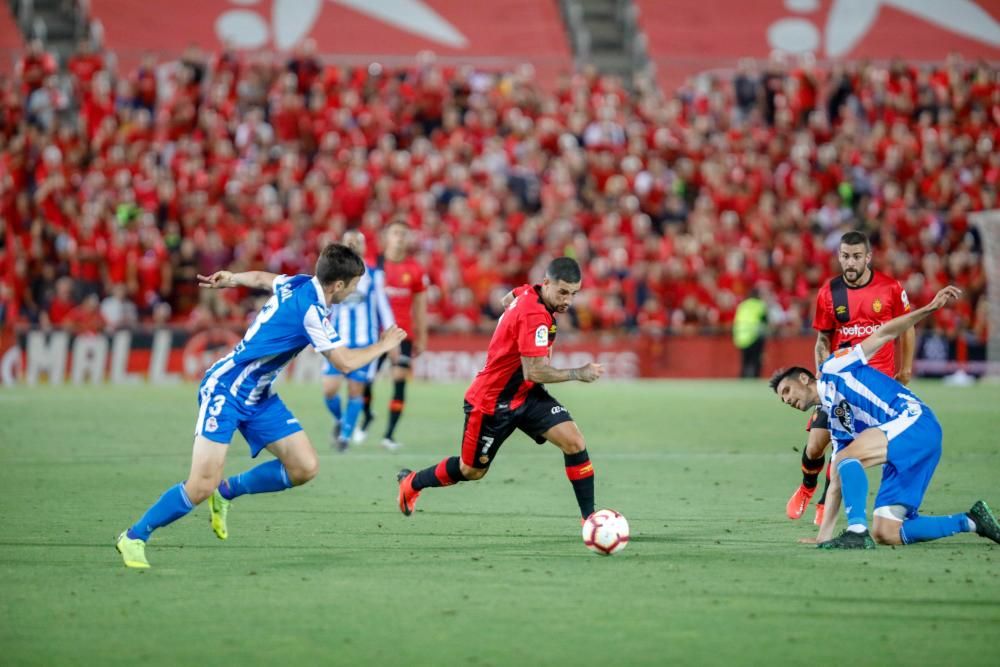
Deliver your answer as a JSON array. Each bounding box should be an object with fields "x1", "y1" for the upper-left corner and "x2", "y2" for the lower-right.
[
  {"x1": 896, "y1": 327, "x2": 916, "y2": 385},
  {"x1": 197, "y1": 270, "x2": 279, "y2": 292},
  {"x1": 814, "y1": 330, "x2": 832, "y2": 373},
  {"x1": 521, "y1": 355, "x2": 603, "y2": 384},
  {"x1": 412, "y1": 291, "x2": 428, "y2": 357},
  {"x1": 801, "y1": 471, "x2": 841, "y2": 544},
  {"x1": 325, "y1": 325, "x2": 407, "y2": 374},
  {"x1": 500, "y1": 290, "x2": 515, "y2": 308},
  {"x1": 858, "y1": 286, "x2": 961, "y2": 361}
]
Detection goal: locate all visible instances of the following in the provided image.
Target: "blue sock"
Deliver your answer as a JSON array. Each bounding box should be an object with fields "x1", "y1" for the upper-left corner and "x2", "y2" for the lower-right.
[
  {"x1": 325, "y1": 395, "x2": 342, "y2": 421},
  {"x1": 837, "y1": 458, "x2": 868, "y2": 529},
  {"x1": 128, "y1": 483, "x2": 194, "y2": 542},
  {"x1": 900, "y1": 513, "x2": 972, "y2": 545},
  {"x1": 218, "y1": 459, "x2": 293, "y2": 500},
  {"x1": 342, "y1": 396, "x2": 364, "y2": 439}
]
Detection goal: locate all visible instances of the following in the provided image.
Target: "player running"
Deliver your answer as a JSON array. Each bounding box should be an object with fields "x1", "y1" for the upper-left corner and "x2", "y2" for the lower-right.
[
  {"x1": 787, "y1": 231, "x2": 915, "y2": 526},
  {"x1": 115, "y1": 244, "x2": 406, "y2": 568},
  {"x1": 396, "y1": 257, "x2": 603, "y2": 522},
  {"x1": 322, "y1": 231, "x2": 395, "y2": 451},
  {"x1": 364, "y1": 219, "x2": 429, "y2": 451},
  {"x1": 770, "y1": 285, "x2": 1000, "y2": 549}
]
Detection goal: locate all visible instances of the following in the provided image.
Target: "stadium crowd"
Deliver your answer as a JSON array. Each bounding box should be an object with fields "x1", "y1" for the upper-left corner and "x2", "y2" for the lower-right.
[{"x1": 0, "y1": 38, "x2": 993, "y2": 350}]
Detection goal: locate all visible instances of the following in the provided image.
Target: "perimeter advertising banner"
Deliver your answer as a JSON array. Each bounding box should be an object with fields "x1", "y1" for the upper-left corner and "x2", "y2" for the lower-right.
[{"x1": 0, "y1": 328, "x2": 817, "y2": 385}]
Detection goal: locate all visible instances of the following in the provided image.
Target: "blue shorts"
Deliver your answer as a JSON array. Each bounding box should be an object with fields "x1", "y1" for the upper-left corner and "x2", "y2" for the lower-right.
[
  {"x1": 873, "y1": 406, "x2": 942, "y2": 517},
  {"x1": 322, "y1": 357, "x2": 377, "y2": 383},
  {"x1": 195, "y1": 380, "x2": 302, "y2": 457}
]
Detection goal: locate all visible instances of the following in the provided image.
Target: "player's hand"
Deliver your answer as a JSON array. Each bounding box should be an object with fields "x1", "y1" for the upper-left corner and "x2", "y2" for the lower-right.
[
  {"x1": 379, "y1": 325, "x2": 407, "y2": 350},
  {"x1": 197, "y1": 271, "x2": 235, "y2": 289},
  {"x1": 927, "y1": 285, "x2": 962, "y2": 311},
  {"x1": 894, "y1": 368, "x2": 912, "y2": 385},
  {"x1": 576, "y1": 362, "x2": 603, "y2": 383}
]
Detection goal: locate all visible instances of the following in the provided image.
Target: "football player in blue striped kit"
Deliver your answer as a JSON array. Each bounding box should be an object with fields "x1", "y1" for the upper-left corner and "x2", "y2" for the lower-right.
[
  {"x1": 322, "y1": 230, "x2": 395, "y2": 451},
  {"x1": 115, "y1": 244, "x2": 406, "y2": 568},
  {"x1": 770, "y1": 285, "x2": 1000, "y2": 549}
]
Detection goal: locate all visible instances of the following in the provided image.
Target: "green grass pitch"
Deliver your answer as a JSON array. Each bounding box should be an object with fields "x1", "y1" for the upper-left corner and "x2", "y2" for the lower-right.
[{"x1": 1, "y1": 379, "x2": 999, "y2": 666}]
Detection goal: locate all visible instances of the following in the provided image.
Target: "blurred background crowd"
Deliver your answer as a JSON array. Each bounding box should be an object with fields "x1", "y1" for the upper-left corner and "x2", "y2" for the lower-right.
[{"x1": 0, "y1": 27, "x2": 993, "y2": 352}]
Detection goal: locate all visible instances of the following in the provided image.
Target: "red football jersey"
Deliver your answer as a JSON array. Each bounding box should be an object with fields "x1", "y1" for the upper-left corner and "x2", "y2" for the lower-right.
[
  {"x1": 813, "y1": 269, "x2": 910, "y2": 376},
  {"x1": 465, "y1": 284, "x2": 556, "y2": 414},
  {"x1": 380, "y1": 255, "x2": 428, "y2": 337}
]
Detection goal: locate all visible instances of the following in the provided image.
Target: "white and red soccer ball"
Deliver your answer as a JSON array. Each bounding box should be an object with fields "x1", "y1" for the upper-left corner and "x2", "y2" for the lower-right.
[{"x1": 582, "y1": 509, "x2": 630, "y2": 555}]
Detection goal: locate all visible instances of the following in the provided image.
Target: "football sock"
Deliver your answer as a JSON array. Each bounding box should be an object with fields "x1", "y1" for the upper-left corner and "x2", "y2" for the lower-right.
[
  {"x1": 384, "y1": 379, "x2": 406, "y2": 439},
  {"x1": 837, "y1": 458, "x2": 868, "y2": 530},
  {"x1": 411, "y1": 456, "x2": 466, "y2": 491},
  {"x1": 817, "y1": 462, "x2": 832, "y2": 505},
  {"x1": 800, "y1": 450, "x2": 825, "y2": 489},
  {"x1": 361, "y1": 384, "x2": 374, "y2": 429},
  {"x1": 342, "y1": 396, "x2": 364, "y2": 439},
  {"x1": 324, "y1": 395, "x2": 342, "y2": 421},
  {"x1": 127, "y1": 482, "x2": 194, "y2": 542},
  {"x1": 218, "y1": 459, "x2": 293, "y2": 500},
  {"x1": 565, "y1": 450, "x2": 596, "y2": 518},
  {"x1": 900, "y1": 513, "x2": 973, "y2": 544}
]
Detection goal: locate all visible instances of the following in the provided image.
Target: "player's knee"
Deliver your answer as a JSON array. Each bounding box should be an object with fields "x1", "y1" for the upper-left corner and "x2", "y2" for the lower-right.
[
  {"x1": 559, "y1": 433, "x2": 586, "y2": 455},
  {"x1": 184, "y1": 477, "x2": 220, "y2": 505},
  {"x1": 287, "y1": 456, "x2": 320, "y2": 485},
  {"x1": 871, "y1": 522, "x2": 902, "y2": 545},
  {"x1": 460, "y1": 462, "x2": 487, "y2": 480}
]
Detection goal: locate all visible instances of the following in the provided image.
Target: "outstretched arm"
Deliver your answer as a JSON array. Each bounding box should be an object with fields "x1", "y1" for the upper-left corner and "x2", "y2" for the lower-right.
[
  {"x1": 198, "y1": 271, "x2": 279, "y2": 292},
  {"x1": 323, "y1": 326, "x2": 407, "y2": 374},
  {"x1": 858, "y1": 286, "x2": 961, "y2": 362}
]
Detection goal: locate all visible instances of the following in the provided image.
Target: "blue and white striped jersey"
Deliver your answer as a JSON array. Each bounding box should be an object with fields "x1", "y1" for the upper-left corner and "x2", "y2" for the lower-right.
[
  {"x1": 818, "y1": 345, "x2": 923, "y2": 452},
  {"x1": 202, "y1": 274, "x2": 344, "y2": 406},
  {"x1": 328, "y1": 265, "x2": 395, "y2": 348}
]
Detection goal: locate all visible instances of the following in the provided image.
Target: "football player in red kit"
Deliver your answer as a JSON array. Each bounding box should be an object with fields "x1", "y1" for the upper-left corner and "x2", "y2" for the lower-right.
[
  {"x1": 787, "y1": 231, "x2": 915, "y2": 526},
  {"x1": 363, "y1": 219, "x2": 429, "y2": 450},
  {"x1": 396, "y1": 257, "x2": 604, "y2": 522}
]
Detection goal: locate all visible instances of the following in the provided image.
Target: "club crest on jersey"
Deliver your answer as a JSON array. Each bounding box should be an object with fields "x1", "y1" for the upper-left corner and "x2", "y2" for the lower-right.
[
  {"x1": 872, "y1": 298, "x2": 882, "y2": 313},
  {"x1": 205, "y1": 416, "x2": 219, "y2": 433},
  {"x1": 833, "y1": 400, "x2": 854, "y2": 432},
  {"x1": 535, "y1": 325, "x2": 548, "y2": 347}
]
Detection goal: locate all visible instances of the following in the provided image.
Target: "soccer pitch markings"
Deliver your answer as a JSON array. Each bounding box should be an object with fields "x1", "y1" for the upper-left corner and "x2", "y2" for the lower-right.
[{"x1": 0, "y1": 380, "x2": 998, "y2": 666}]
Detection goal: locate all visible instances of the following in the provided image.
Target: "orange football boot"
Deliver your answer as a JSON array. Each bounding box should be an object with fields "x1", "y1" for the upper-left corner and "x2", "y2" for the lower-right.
[
  {"x1": 396, "y1": 469, "x2": 420, "y2": 516},
  {"x1": 786, "y1": 484, "x2": 816, "y2": 520}
]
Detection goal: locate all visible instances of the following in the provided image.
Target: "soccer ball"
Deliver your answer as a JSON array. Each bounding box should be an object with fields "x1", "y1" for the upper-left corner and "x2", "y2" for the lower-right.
[{"x1": 582, "y1": 509, "x2": 630, "y2": 555}]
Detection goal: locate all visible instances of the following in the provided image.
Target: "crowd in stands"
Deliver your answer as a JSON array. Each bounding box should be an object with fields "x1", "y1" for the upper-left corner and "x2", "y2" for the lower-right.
[{"x1": 0, "y1": 36, "x2": 993, "y2": 349}]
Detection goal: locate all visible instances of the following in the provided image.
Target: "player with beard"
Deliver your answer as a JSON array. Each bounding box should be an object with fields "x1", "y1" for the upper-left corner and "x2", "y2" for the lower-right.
[
  {"x1": 786, "y1": 231, "x2": 916, "y2": 527},
  {"x1": 395, "y1": 257, "x2": 604, "y2": 523}
]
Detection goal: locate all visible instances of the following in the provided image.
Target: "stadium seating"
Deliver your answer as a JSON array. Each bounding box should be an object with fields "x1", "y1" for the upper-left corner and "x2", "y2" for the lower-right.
[{"x1": 0, "y1": 35, "x2": 991, "y2": 349}]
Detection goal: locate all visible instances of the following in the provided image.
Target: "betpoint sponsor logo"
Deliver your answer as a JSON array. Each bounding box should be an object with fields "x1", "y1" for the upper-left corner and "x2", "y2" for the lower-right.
[{"x1": 839, "y1": 324, "x2": 881, "y2": 337}]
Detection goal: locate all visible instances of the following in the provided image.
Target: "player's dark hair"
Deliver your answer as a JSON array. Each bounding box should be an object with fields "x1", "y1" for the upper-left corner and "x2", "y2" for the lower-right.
[
  {"x1": 768, "y1": 366, "x2": 815, "y2": 393},
  {"x1": 315, "y1": 243, "x2": 365, "y2": 286},
  {"x1": 839, "y1": 231, "x2": 871, "y2": 251},
  {"x1": 546, "y1": 257, "x2": 582, "y2": 284}
]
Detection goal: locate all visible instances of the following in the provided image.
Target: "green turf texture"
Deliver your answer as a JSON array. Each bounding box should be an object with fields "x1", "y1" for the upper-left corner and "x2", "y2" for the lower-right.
[{"x1": 1, "y1": 379, "x2": 999, "y2": 666}]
